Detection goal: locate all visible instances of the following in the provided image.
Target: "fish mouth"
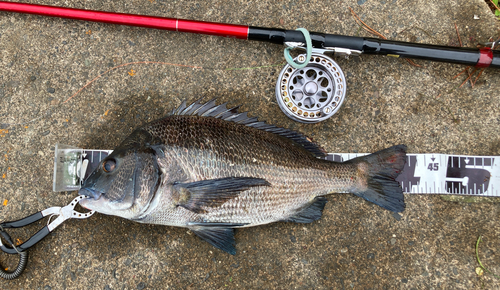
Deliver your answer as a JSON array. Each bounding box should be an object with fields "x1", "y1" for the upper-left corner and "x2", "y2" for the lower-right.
[
  {"x1": 78, "y1": 188, "x2": 103, "y2": 201},
  {"x1": 77, "y1": 195, "x2": 94, "y2": 210},
  {"x1": 78, "y1": 188, "x2": 103, "y2": 210}
]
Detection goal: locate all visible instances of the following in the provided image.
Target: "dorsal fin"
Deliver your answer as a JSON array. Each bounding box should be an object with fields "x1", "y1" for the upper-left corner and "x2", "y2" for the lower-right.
[{"x1": 169, "y1": 99, "x2": 327, "y2": 158}]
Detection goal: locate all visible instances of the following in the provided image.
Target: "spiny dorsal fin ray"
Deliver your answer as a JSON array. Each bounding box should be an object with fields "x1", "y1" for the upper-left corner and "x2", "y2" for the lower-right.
[
  {"x1": 194, "y1": 99, "x2": 218, "y2": 116},
  {"x1": 171, "y1": 100, "x2": 187, "y2": 115},
  {"x1": 169, "y1": 98, "x2": 327, "y2": 158},
  {"x1": 180, "y1": 97, "x2": 204, "y2": 115}
]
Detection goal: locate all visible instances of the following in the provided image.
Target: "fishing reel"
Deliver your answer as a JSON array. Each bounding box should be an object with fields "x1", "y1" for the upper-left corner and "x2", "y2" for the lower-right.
[{"x1": 275, "y1": 52, "x2": 348, "y2": 123}]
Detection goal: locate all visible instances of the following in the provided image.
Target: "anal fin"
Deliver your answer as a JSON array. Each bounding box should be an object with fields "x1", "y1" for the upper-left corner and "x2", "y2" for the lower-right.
[{"x1": 281, "y1": 197, "x2": 328, "y2": 223}]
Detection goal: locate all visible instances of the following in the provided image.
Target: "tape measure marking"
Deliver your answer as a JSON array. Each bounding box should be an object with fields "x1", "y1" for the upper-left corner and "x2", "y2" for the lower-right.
[
  {"x1": 81, "y1": 149, "x2": 113, "y2": 180},
  {"x1": 64, "y1": 148, "x2": 499, "y2": 197},
  {"x1": 325, "y1": 153, "x2": 498, "y2": 196}
]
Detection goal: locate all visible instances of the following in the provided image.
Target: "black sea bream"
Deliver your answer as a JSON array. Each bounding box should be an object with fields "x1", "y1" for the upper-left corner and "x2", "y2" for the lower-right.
[{"x1": 79, "y1": 99, "x2": 406, "y2": 254}]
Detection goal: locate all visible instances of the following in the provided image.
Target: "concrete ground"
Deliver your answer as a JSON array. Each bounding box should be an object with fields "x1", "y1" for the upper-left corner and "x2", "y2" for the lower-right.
[{"x1": 1, "y1": 0, "x2": 499, "y2": 289}]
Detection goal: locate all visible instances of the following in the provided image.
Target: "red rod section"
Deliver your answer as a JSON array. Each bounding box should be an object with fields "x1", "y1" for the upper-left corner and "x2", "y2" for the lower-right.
[
  {"x1": 476, "y1": 48, "x2": 494, "y2": 68},
  {"x1": 0, "y1": 1, "x2": 249, "y2": 39}
]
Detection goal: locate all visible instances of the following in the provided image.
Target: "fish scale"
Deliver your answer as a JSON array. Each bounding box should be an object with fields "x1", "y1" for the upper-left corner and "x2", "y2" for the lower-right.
[
  {"x1": 153, "y1": 143, "x2": 336, "y2": 225},
  {"x1": 79, "y1": 99, "x2": 406, "y2": 254}
]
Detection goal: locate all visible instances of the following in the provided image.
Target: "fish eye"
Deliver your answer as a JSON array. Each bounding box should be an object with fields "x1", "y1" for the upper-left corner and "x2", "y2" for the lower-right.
[{"x1": 102, "y1": 158, "x2": 116, "y2": 173}]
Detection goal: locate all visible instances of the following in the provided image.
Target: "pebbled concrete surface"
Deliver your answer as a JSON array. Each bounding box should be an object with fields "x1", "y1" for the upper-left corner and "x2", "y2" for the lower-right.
[{"x1": 1, "y1": 0, "x2": 499, "y2": 289}]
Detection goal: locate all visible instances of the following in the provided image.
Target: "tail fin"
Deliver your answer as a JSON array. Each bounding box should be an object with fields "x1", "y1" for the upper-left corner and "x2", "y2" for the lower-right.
[{"x1": 347, "y1": 145, "x2": 407, "y2": 213}]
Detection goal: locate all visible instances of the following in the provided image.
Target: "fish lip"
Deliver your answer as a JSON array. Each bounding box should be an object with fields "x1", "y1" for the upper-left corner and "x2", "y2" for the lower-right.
[
  {"x1": 78, "y1": 196, "x2": 92, "y2": 210},
  {"x1": 78, "y1": 187, "x2": 102, "y2": 201}
]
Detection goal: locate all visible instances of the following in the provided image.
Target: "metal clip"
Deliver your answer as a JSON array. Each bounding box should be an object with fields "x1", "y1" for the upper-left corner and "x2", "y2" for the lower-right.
[
  {"x1": 283, "y1": 43, "x2": 362, "y2": 59},
  {"x1": 0, "y1": 196, "x2": 94, "y2": 279},
  {"x1": 42, "y1": 195, "x2": 95, "y2": 232},
  {"x1": 284, "y1": 41, "x2": 306, "y2": 48},
  {"x1": 326, "y1": 47, "x2": 362, "y2": 58},
  {"x1": 0, "y1": 195, "x2": 95, "y2": 254},
  {"x1": 479, "y1": 40, "x2": 500, "y2": 50}
]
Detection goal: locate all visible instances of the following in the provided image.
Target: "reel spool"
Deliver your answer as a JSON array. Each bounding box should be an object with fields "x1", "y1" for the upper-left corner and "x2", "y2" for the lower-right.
[{"x1": 275, "y1": 53, "x2": 347, "y2": 123}]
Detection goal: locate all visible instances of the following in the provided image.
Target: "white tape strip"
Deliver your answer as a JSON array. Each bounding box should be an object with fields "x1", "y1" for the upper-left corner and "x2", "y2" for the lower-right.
[
  {"x1": 326, "y1": 153, "x2": 499, "y2": 196},
  {"x1": 53, "y1": 144, "x2": 500, "y2": 196}
]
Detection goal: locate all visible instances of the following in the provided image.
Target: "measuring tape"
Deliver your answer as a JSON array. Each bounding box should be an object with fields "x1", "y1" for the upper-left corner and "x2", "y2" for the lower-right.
[
  {"x1": 326, "y1": 153, "x2": 499, "y2": 196},
  {"x1": 53, "y1": 144, "x2": 499, "y2": 197}
]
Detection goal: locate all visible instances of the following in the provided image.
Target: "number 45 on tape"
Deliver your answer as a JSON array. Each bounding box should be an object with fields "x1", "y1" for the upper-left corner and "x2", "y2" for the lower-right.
[
  {"x1": 326, "y1": 153, "x2": 499, "y2": 197},
  {"x1": 53, "y1": 144, "x2": 499, "y2": 197}
]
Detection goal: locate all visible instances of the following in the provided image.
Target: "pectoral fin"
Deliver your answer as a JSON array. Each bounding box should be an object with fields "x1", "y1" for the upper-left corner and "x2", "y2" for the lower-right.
[
  {"x1": 174, "y1": 177, "x2": 270, "y2": 213},
  {"x1": 188, "y1": 222, "x2": 248, "y2": 255}
]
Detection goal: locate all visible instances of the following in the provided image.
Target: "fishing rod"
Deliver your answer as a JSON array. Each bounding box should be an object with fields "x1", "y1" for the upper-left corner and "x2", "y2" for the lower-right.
[
  {"x1": 1, "y1": 3, "x2": 500, "y2": 279},
  {"x1": 1, "y1": 1, "x2": 499, "y2": 123}
]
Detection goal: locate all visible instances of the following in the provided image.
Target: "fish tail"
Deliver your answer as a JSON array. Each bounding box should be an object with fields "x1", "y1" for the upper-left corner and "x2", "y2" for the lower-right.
[{"x1": 347, "y1": 145, "x2": 407, "y2": 213}]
